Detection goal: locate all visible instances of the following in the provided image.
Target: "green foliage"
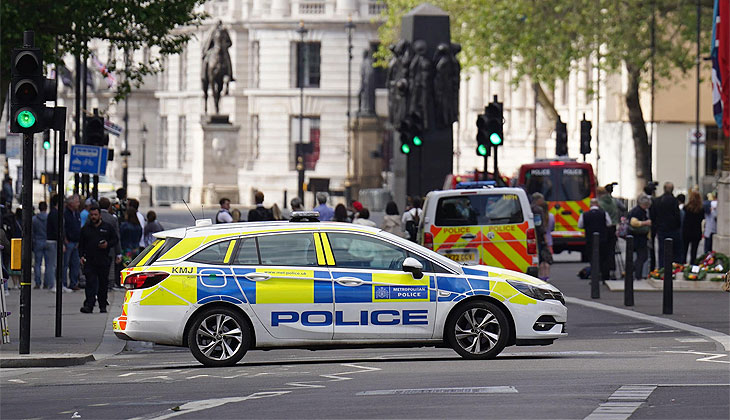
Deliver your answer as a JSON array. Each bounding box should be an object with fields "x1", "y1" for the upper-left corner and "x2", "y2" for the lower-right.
[{"x1": 1, "y1": 0, "x2": 207, "y2": 105}]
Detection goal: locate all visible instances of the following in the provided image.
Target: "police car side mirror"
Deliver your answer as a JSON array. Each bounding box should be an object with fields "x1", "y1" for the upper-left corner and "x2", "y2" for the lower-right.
[{"x1": 402, "y1": 257, "x2": 424, "y2": 279}]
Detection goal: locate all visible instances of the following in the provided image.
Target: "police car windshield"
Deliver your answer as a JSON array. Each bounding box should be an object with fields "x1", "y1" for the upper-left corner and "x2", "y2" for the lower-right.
[
  {"x1": 435, "y1": 194, "x2": 523, "y2": 227},
  {"x1": 525, "y1": 167, "x2": 591, "y2": 201}
]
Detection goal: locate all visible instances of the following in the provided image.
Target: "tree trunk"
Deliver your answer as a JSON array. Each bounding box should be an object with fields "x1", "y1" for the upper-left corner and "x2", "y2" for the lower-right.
[
  {"x1": 535, "y1": 82, "x2": 559, "y2": 122},
  {"x1": 625, "y1": 64, "x2": 652, "y2": 195}
]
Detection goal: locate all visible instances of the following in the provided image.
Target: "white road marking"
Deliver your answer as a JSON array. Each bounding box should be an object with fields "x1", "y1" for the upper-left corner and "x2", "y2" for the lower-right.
[
  {"x1": 675, "y1": 337, "x2": 710, "y2": 343},
  {"x1": 7, "y1": 379, "x2": 26, "y2": 384},
  {"x1": 358, "y1": 386, "x2": 518, "y2": 395},
  {"x1": 118, "y1": 372, "x2": 138, "y2": 377},
  {"x1": 276, "y1": 363, "x2": 382, "y2": 391},
  {"x1": 665, "y1": 350, "x2": 730, "y2": 364},
  {"x1": 615, "y1": 326, "x2": 679, "y2": 334},
  {"x1": 566, "y1": 296, "x2": 730, "y2": 351},
  {"x1": 131, "y1": 391, "x2": 291, "y2": 420},
  {"x1": 584, "y1": 385, "x2": 657, "y2": 420}
]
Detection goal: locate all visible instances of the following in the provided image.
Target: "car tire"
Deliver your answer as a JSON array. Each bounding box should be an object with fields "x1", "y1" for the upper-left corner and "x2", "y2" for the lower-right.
[
  {"x1": 445, "y1": 301, "x2": 509, "y2": 360},
  {"x1": 188, "y1": 306, "x2": 251, "y2": 367}
]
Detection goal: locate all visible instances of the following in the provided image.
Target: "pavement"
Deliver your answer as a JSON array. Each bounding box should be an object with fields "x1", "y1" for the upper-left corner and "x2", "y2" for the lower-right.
[{"x1": 0, "y1": 249, "x2": 727, "y2": 369}]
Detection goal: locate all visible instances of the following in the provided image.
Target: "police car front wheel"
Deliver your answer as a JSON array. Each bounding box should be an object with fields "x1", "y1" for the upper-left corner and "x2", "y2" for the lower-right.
[
  {"x1": 188, "y1": 307, "x2": 251, "y2": 367},
  {"x1": 446, "y1": 301, "x2": 509, "y2": 359}
]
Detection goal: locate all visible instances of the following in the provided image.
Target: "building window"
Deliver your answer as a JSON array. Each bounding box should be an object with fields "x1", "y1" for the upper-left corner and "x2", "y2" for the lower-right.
[
  {"x1": 295, "y1": 42, "x2": 320, "y2": 88},
  {"x1": 299, "y1": 1, "x2": 325, "y2": 14},
  {"x1": 561, "y1": 80, "x2": 568, "y2": 106},
  {"x1": 584, "y1": 57, "x2": 593, "y2": 103},
  {"x1": 178, "y1": 116, "x2": 186, "y2": 169},
  {"x1": 290, "y1": 116, "x2": 321, "y2": 171},
  {"x1": 251, "y1": 114, "x2": 260, "y2": 160},
  {"x1": 250, "y1": 41, "x2": 260, "y2": 89},
  {"x1": 368, "y1": 1, "x2": 387, "y2": 15},
  {"x1": 178, "y1": 47, "x2": 187, "y2": 91},
  {"x1": 159, "y1": 116, "x2": 168, "y2": 168}
]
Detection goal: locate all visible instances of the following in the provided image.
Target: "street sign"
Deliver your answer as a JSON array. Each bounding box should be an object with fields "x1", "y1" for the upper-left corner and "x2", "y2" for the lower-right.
[
  {"x1": 687, "y1": 128, "x2": 706, "y2": 143},
  {"x1": 69, "y1": 144, "x2": 108, "y2": 175},
  {"x1": 104, "y1": 119, "x2": 123, "y2": 136}
]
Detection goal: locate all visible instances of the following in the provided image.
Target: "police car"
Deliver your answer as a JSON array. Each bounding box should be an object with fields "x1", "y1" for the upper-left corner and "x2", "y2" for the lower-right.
[{"x1": 113, "y1": 212, "x2": 566, "y2": 367}]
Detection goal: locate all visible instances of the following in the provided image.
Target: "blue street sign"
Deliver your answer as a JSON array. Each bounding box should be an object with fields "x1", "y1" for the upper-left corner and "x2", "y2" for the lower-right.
[{"x1": 69, "y1": 145, "x2": 109, "y2": 175}]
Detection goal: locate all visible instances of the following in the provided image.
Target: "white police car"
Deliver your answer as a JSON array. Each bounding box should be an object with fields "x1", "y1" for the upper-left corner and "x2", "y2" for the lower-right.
[{"x1": 113, "y1": 212, "x2": 567, "y2": 367}]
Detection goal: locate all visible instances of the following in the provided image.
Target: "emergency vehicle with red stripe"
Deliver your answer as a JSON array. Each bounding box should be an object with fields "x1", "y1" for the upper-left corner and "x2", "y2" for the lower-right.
[
  {"x1": 420, "y1": 186, "x2": 539, "y2": 276},
  {"x1": 517, "y1": 159, "x2": 597, "y2": 260}
]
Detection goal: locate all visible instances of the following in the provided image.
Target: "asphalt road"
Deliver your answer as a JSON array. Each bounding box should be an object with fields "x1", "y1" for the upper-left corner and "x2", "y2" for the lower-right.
[{"x1": 1, "y1": 302, "x2": 728, "y2": 419}]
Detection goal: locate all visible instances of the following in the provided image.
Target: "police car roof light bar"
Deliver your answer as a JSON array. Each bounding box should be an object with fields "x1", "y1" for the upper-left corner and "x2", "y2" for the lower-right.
[
  {"x1": 455, "y1": 181, "x2": 496, "y2": 189},
  {"x1": 290, "y1": 211, "x2": 320, "y2": 222}
]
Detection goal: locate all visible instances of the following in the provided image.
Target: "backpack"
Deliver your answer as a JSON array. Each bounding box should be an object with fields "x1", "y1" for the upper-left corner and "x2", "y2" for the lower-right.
[{"x1": 405, "y1": 209, "x2": 421, "y2": 242}]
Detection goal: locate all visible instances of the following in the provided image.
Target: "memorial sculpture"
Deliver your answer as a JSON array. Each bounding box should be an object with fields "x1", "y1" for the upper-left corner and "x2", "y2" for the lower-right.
[{"x1": 202, "y1": 20, "x2": 235, "y2": 115}]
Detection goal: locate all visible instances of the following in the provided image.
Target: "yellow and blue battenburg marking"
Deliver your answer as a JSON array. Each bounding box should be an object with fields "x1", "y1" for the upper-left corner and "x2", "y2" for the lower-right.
[{"x1": 436, "y1": 266, "x2": 537, "y2": 305}]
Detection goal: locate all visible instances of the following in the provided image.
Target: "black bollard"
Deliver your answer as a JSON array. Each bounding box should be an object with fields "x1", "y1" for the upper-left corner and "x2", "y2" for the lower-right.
[
  {"x1": 591, "y1": 232, "x2": 600, "y2": 299},
  {"x1": 663, "y1": 237, "x2": 673, "y2": 314},
  {"x1": 624, "y1": 235, "x2": 634, "y2": 306}
]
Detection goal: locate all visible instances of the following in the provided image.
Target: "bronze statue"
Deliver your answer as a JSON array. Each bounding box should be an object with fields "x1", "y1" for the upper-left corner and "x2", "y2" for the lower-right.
[
  {"x1": 358, "y1": 49, "x2": 376, "y2": 116},
  {"x1": 407, "y1": 40, "x2": 433, "y2": 133},
  {"x1": 202, "y1": 21, "x2": 234, "y2": 115},
  {"x1": 434, "y1": 42, "x2": 461, "y2": 128},
  {"x1": 386, "y1": 40, "x2": 411, "y2": 130}
]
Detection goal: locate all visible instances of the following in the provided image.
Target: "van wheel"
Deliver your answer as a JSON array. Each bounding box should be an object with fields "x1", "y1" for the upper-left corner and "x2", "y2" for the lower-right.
[
  {"x1": 188, "y1": 307, "x2": 250, "y2": 367},
  {"x1": 446, "y1": 301, "x2": 509, "y2": 359}
]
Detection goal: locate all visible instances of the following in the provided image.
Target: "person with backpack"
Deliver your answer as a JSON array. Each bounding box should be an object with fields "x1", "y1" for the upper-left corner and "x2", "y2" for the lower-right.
[
  {"x1": 401, "y1": 196, "x2": 423, "y2": 242},
  {"x1": 578, "y1": 198, "x2": 612, "y2": 280},
  {"x1": 628, "y1": 194, "x2": 652, "y2": 280},
  {"x1": 247, "y1": 191, "x2": 274, "y2": 221},
  {"x1": 216, "y1": 198, "x2": 233, "y2": 223}
]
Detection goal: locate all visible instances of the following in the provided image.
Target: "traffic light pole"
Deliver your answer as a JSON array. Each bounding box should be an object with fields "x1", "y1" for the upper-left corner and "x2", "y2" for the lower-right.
[
  {"x1": 19, "y1": 132, "x2": 34, "y2": 354},
  {"x1": 493, "y1": 145, "x2": 500, "y2": 180},
  {"x1": 55, "y1": 112, "x2": 67, "y2": 338}
]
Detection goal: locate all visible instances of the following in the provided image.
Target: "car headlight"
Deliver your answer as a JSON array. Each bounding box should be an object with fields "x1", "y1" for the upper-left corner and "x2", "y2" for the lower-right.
[{"x1": 507, "y1": 280, "x2": 565, "y2": 304}]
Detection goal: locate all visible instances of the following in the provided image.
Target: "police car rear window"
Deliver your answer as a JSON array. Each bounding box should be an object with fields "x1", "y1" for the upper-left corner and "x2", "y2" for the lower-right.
[
  {"x1": 127, "y1": 237, "x2": 181, "y2": 267},
  {"x1": 435, "y1": 194, "x2": 523, "y2": 227}
]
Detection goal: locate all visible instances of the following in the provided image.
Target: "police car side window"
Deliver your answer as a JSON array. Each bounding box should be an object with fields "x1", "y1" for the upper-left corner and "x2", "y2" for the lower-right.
[
  {"x1": 328, "y1": 233, "x2": 408, "y2": 271},
  {"x1": 233, "y1": 237, "x2": 260, "y2": 265},
  {"x1": 187, "y1": 240, "x2": 234, "y2": 265},
  {"x1": 258, "y1": 233, "x2": 318, "y2": 267}
]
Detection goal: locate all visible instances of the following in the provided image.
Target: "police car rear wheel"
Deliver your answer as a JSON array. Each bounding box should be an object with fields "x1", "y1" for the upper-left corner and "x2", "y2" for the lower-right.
[
  {"x1": 188, "y1": 307, "x2": 250, "y2": 367},
  {"x1": 447, "y1": 301, "x2": 509, "y2": 359}
]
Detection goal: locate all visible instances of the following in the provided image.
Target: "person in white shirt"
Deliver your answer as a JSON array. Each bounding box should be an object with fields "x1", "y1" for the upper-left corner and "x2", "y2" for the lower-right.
[
  {"x1": 352, "y1": 208, "x2": 377, "y2": 227},
  {"x1": 401, "y1": 197, "x2": 423, "y2": 242},
  {"x1": 216, "y1": 197, "x2": 234, "y2": 223}
]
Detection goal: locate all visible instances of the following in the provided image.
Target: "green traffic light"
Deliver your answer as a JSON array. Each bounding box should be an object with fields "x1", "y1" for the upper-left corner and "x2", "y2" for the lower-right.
[
  {"x1": 489, "y1": 132, "x2": 502, "y2": 145},
  {"x1": 401, "y1": 143, "x2": 411, "y2": 154},
  {"x1": 477, "y1": 144, "x2": 488, "y2": 156},
  {"x1": 413, "y1": 136, "x2": 422, "y2": 146},
  {"x1": 17, "y1": 110, "x2": 36, "y2": 128},
  {"x1": 43, "y1": 140, "x2": 51, "y2": 150}
]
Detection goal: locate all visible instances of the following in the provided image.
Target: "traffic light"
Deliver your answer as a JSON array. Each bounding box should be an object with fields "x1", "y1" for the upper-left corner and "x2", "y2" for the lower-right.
[
  {"x1": 42, "y1": 129, "x2": 51, "y2": 150},
  {"x1": 83, "y1": 109, "x2": 107, "y2": 146},
  {"x1": 580, "y1": 116, "x2": 592, "y2": 156},
  {"x1": 555, "y1": 116, "x2": 568, "y2": 156},
  {"x1": 399, "y1": 130, "x2": 412, "y2": 155},
  {"x1": 9, "y1": 31, "x2": 56, "y2": 134},
  {"x1": 475, "y1": 99, "x2": 503, "y2": 157}
]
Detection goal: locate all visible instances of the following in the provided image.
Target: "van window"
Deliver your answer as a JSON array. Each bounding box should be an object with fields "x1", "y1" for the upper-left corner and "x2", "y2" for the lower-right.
[
  {"x1": 525, "y1": 167, "x2": 591, "y2": 201},
  {"x1": 435, "y1": 194, "x2": 523, "y2": 227}
]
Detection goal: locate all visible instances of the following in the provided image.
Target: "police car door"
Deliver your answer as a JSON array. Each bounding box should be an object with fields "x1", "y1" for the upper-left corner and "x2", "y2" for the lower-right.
[
  {"x1": 234, "y1": 232, "x2": 334, "y2": 340},
  {"x1": 322, "y1": 232, "x2": 436, "y2": 340}
]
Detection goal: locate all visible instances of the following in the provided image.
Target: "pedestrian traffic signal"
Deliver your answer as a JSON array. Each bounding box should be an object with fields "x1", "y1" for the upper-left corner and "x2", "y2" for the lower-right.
[
  {"x1": 9, "y1": 31, "x2": 56, "y2": 134},
  {"x1": 580, "y1": 116, "x2": 592, "y2": 156},
  {"x1": 42, "y1": 129, "x2": 51, "y2": 150},
  {"x1": 83, "y1": 109, "x2": 107, "y2": 146},
  {"x1": 555, "y1": 116, "x2": 568, "y2": 156}
]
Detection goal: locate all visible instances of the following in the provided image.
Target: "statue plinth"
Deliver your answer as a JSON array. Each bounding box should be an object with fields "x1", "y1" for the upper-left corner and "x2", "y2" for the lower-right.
[
  {"x1": 352, "y1": 116, "x2": 384, "y2": 196},
  {"x1": 191, "y1": 118, "x2": 240, "y2": 205}
]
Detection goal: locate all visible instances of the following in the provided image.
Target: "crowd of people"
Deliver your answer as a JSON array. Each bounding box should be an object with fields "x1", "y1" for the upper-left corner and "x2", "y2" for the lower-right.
[{"x1": 1, "y1": 188, "x2": 162, "y2": 313}]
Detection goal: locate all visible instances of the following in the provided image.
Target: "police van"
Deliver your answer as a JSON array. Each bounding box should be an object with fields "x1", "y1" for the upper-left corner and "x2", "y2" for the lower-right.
[
  {"x1": 419, "y1": 183, "x2": 539, "y2": 276},
  {"x1": 113, "y1": 212, "x2": 565, "y2": 367}
]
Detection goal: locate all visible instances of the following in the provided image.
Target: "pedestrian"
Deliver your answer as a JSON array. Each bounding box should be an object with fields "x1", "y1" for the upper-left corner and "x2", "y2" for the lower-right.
[
  {"x1": 32, "y1": 201, "x2": 54, "y2": 289},
  {"x1": 313, "y1": 192, "x2": 334, "y2": 221},
  {"x1": 1, "y1": 177, "x2": 13, "y2": 208},
  {"x1": 353, "y1": 208, "x2": 377, "y2": 227},
  {"x1": 115, "y1": 188, "x2": 128, "y2": 221},
  {"x1": 0, "y1": 226, "x2": 10, "y2": 295},
  {"x1": 542, "y1": 198, "x2": 555, "y2": 281},
  {"x1": 350, "y1": 201, "x2": 363, "y2": 221},
  {"x1": 127, "y1": 198, "x2": 146, "y2": 249},
  {"x1": 380, "y1": 201, "x2": 406, "y2": 237},
  {"x1": 651, "y1": 182, "x2": 683, "y2": 266},
  {"x1": 401, "y1": 197, "x2": 423, "y2": 242},
  {"x1": 99, "y1": 197, "x2": 123, "y2": 289},
  {"x1": 247, "y1": 191, "x2": 274, "y2": 221},
  {"x1": 334, "y1": 204, "x2": 350, "y2": 222},
  {"x1": 79, "y1": 205, "x2": 118, "y2": 313},
  {"x1": 578, "y1": 198, "x2": 611, "y2": 280},
  {"x1": 290, "y1": 197, "x2": 303, "y2": 212},
  {"x1": 703, "y1": 195, "x2": 718, "y2": 253},
  {"x1": 144, "y1": 210, "x2": 164, "y2": 246},
  {"x1": 597, "y1": 186, "x2": 619, "y2": 278},
  {"x1": 80, "y1": 197, "x2": 94, "y2": 227},
  {"x1": 682, "y1": 191, "x2": 704, "y2": 264},
  {"x1": 216, "y1": 197, "x2": 233, "y2": 223},
  {"x1": 63, "y1": 194, "x2": 82, "y2": 291},
  {"x1": 628, "y1": 194, "x2": 652, "y2": 280},
  {"x1": 231, "y1": 208, "x2": 242, "y2": 222},
  {"x1": 271, "y1": 203, "x2": 284, "y2": 220},
  {"x1": 120, "y1": 207, "x2": 143, "y2": 258},
  {"x1": 46, "y1": 194, "x2": 60, "y2": 292},
  {"x1": 530, "y1": 193, "x2": 552, "y2": 281}
]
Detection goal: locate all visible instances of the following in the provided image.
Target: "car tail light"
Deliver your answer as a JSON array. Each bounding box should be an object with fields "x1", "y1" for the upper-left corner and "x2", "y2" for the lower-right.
[
  {"x1": 526, "y1": 228, "x2": 537, "y2": 255},
  {"x1": 424, "y1": 232, "x2": 434, "y2": 250},
  {"x1": 124, "y1": 272, "x2": 170, "y2": 290}
]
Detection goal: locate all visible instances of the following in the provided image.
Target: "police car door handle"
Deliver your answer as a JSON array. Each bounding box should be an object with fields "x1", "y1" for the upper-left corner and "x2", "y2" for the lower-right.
[
  {"x1": 336, "y1": 277, "x2": 364, "y2": 286},
  {"x1": 244, "y1": 273, "x2": 271, "y2": 281},
  {"x1": 461, "y1": 233, "x2": 476, "y2": 240}
]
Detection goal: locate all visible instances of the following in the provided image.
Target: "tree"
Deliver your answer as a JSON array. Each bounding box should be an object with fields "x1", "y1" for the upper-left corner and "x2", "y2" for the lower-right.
[
  {"x1": 378, "y1": 0, "x2": 714, "y2": 192},
  {"x1": 1, "y1": 0, "x2": 206, "y2": 108}
]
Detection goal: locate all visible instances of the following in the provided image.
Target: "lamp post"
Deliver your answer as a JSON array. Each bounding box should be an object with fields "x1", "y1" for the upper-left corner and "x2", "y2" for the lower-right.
[
  {"x1": 141, "y1": 124, "x2": 148, "y2": 183},
  {"x1": 345, "y1": 16, "x2": 355, "y2": 204},
  {"x1": 121, "y1": 50, "x2": 131, "y2": 193},
  {"x1": 296, "y1": 21, "x2": 308, "y2": 202}
]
